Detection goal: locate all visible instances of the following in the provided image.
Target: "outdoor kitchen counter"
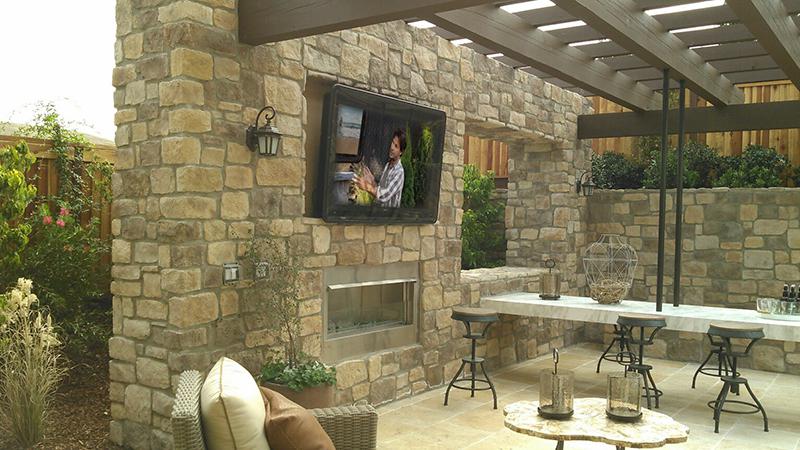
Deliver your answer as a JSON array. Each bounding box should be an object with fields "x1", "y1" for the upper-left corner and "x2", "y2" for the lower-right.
[{"x1": 481, "y1": 293, "x2": 800, "y2": 342}]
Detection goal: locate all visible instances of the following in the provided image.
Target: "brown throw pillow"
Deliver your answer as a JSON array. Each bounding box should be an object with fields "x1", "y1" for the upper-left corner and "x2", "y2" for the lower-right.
[{"x1": 261, "y1": 387, "x2": 335, "y2": 450}]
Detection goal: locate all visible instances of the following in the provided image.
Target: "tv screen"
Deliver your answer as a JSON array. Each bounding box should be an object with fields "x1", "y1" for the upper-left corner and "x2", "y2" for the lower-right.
[{"x1": 318, "y1": 85, "x2": 445, "y2": 223}]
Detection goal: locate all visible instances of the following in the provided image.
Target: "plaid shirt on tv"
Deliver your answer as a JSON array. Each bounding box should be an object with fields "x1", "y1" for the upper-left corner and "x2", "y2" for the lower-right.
[{"x1": 376, "y1": 161, "x2": 404, "y2": 207}]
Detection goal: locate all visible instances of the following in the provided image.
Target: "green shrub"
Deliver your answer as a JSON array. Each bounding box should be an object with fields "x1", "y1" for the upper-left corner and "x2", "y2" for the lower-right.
[
  {"x1": 642, "y1": 141, "x2": 721, "y2": 189},
  {"x1": 461, "y1": 164, "x2": 505, "y2": 270},
  {"x1": 259, "y1": 356, "x2": 336, "y2": 392},
  {"x1": 714, "y1": 144, "x2": 789, "y2": 188},
  {"x1": 0, "y1": 141, "x2": 37, "y2": 280},
  {"x1": 590, "y1": 152, "x2": 644, "y2": 189}
]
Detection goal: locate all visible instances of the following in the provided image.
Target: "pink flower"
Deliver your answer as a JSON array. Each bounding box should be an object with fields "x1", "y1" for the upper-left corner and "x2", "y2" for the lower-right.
[
  {"x1": 56, "y1": 219, "x2": 65, "y2": 227},
  {"x1": 42, "y1": 216, "x2": 53, "y2": 225},
  {"x1": 59, "y1": 207, "x2": 70, "y2": 216}
]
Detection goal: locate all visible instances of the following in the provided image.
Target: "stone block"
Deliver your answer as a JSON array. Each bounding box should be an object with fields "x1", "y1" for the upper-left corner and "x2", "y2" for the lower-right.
[
  {"x1": 113, "y1": 239, "x2": 132, "y2": 263},
  {"x1": 208, "y1": 241, "x2": 236, "y2": 265},
  {"x1": 136, "y1": 357, "x2": 171, "y2": 389},
  {"x1": 312, "y1": 226, "x2": 331, "y2": 254},
  {"x1": 162, "y1": 268, "x2": 202, "y2": 294},
  {"x1": 162, "y1": 137, "x2": 201, "y2": 164},
  {"x1": 336, "y1": 360, "x2": 367, "y2": 389},
  {"x1": 160, "y1": 196, "x2": 217, "y2": 219},
  {"x1": 168, "y1": 292, "x2": 218, "y2": 327},
  {"x1": 337, "y1": 242, "x2": 365, "y2": 265},
  {"x1": 224, "y1": 166, "x2": 253, "y2": 189},
  {"x1": 124, "y1": 384, "x2": 152, "y2": 425},
  {"x1": 369, "y1": 376, "x2": 396, "y2": 405},
  {"x1": 788, "y1": 229, "x2": 800, "y2": 249},
  {"x1": 264, "y1": 75, "x2": 303, "y2": 115},
  {"x1": 159, "y1": 79, "x2": 204, "y2": 106},
  {"x1": 754, "y1": 219, "x2": 788, "y2": 236},
  {"x1": 744, "y1": 250, "x2": 774, "y2": 269},
  {"x1": 168, "y1": 109, "x2": 211, "y2": 133},
  {"x1": 110, "y1": 361, "x2": 137, "y2": 384},
  {"x1": 137, "y1": 299, "x2": 167, "y2": 320},
  {"x1": 340, "y1": 44, "x2": 370, "y2": 82},
  {"x1": 170, "y1": 47, "x2": 213, "y2": 80},
  {"x1": 109, "y1": 336, "x2": 137, "y2": 362},
  {"x1": 256, "y1": 157, "x2": 303, "y2": 186},
  {"x1": 176, "y1": 166, "x2": 222, "y2": 192},
  {"x1": 221, "y1": 191, "x2": 249, "y2": 220}
]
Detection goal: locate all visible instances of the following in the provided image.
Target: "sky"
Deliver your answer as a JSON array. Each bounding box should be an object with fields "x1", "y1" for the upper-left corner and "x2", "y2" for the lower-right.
[{"x1": 0, "y1": 1, "x2": 117, "y2": 140}]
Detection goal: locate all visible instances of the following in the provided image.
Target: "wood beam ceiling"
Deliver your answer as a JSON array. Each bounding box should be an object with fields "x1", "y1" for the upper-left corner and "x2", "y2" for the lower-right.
[
  {"x1": 238, "y1": 0, "x2": 493, "y2": 45},
  {"x1": 727, "y1": 0, "x2": 800, "y2": 90},
  {"x1": 554, "y1": 0, "x2": 745, "y2": 106},
  {"x1": 578, "y1": 100, "x2": 800, "y2": 139},
  {"x1": 428, "y1": 6, "x2": 662, "y2": 111}
]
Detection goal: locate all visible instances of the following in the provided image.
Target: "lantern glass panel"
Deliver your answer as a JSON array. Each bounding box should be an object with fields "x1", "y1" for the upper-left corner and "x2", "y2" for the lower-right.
[
  {"x1": 538, "y1": 369, "x2": 574, "y2": 419},
  {"x1": 606, "y1": 371, "x2": 642, "y2": 421}
]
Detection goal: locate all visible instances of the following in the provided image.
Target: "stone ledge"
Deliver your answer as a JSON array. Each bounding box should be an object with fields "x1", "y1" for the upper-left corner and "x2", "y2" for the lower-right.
[{"x1": 460, "y1": 266, "x2": 546, "y2": 284}]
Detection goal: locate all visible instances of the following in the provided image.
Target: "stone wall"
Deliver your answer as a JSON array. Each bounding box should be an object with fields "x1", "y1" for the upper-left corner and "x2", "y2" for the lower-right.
[
  {"x1": 585, "y1": 188, "x2": 800, "y2": 374},
  {"x1": 111, "y1": 1, "x2": 592, "y2": 447}
]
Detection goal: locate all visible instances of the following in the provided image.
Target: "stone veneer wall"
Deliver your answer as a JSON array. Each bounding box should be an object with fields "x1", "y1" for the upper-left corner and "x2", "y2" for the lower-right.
[
  {"x1": 110, "y1": 1, "x2": 592, "y2": 447},
  {"x1": 585, "y1": 188, "x2": 800, "y2": 374}
]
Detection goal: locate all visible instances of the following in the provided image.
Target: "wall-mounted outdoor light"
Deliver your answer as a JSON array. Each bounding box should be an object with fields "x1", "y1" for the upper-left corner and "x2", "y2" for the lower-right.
[
  {"x1": 246, "y1": 105, "x2": 282, "y2": 156},
  {"x1": 576, "y1": 171, "x2": 595, "y2": 197}
]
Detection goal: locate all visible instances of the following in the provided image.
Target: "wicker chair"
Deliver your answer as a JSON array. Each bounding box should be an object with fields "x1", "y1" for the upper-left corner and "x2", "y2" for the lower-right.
[{"x1": 171, "y1": 370, "x2": 378, "y2": 450}]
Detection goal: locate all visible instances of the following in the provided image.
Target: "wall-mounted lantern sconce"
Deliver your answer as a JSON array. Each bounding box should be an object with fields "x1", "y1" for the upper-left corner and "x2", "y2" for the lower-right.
[
  {"x1": 576, "y1": 171, "x2": 595, "y2": 197},
  {"x1": 223, "y1": 262, "x2": 241, "y2": 285},
  {"x1": 246, "y1": 106, "x2": 282, "y2": 156}
]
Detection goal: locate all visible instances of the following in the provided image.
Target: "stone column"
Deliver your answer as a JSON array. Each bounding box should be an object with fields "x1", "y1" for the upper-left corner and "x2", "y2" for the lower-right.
[{"x1": 111, "y1": 1, "x2": 240, "y2": 447}]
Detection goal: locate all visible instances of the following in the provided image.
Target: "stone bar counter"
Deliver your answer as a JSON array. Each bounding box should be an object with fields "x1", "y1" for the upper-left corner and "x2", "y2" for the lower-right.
[{"x1": 482, "y1": 293, "x2": 800, "y2": 342}]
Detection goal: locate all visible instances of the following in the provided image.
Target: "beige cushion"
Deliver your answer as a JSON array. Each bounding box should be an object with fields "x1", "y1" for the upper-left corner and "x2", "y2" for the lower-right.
[{"x1": 201, "y1": 357, "x2": 271, "y2": 450}]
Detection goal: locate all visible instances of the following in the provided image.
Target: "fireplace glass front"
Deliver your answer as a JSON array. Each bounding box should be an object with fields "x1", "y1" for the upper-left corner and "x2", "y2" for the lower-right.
[{"x1": 327, "y1": 279, "x2": 414, "y2": 338}]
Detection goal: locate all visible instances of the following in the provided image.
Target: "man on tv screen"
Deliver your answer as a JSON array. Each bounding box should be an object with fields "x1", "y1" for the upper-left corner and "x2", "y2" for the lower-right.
[{"x1": 354, "y1": 129, "x2": 406, "y2": 208}]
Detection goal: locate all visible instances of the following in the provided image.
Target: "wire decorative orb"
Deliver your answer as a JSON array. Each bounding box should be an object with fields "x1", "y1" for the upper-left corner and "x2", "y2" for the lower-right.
[{"x1": 583, "y1": 234, "x2": 638, "y2": 304}]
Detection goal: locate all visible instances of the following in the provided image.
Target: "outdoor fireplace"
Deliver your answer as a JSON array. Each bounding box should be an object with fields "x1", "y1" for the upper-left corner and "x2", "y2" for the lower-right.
[{"x1": 322, "y1": 262, "x2": 419, "y2": 362}]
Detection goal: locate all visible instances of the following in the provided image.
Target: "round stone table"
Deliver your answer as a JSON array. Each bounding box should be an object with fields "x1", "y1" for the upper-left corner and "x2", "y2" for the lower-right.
[{"x1": 504, "y1": 398, "x2": 689, "y2": 450}]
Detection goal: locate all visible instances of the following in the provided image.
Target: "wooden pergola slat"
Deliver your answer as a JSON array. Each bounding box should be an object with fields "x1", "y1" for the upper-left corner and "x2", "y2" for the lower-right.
[
  {"x1": 428, "y1": 6, "x2": 662, "y2": 111},
  {"x1": 238, "y1": 0, "x2": 494, "y2": 45},
  {"x1": 728, "y1": 0, "x2": 800, "y2": 90},
  {"x1": 554, "y1": 0, "x2": 745, "y2": 106},
  {"x1": 578, "y1": 100, "x2": 800, "y2": 139}
]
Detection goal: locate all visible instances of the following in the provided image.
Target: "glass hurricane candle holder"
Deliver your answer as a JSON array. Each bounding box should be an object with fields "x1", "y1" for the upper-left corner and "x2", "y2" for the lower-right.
[
  {"x1": 606, "y1": 370, "x2": 643, "y2": 422},
  {"x1": 538, "y1": 349, "x2": 574, "y2": 419}
]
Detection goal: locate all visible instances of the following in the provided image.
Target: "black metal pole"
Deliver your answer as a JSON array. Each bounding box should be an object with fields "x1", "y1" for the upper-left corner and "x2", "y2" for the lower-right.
[
  {"x1": 673, "y1": 80, "x2": 686, "y2": 307},
  {"x1": 656, "y1": 69, "x2": 669, "y2": 312}
]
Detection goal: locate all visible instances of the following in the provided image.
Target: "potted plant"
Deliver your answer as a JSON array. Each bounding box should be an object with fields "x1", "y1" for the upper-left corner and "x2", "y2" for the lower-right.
[{"x1": 244, "y1": 236, "x2": 336, "y2": 408}]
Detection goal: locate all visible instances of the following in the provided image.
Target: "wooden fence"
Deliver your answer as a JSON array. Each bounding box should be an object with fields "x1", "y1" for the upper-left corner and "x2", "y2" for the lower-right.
[
  {"x1": 0, "y1": 135, "x2": 116, "y2": 241},
  {"x1": 463, "y1": 135, "x2": 509, "y2": 177},
  {"x1": 591, "y1": 80, "x2": 800, "y2": 164}
]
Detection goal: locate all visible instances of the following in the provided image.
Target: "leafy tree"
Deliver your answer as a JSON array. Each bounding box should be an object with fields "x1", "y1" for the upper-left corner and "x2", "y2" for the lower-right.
[
  {"x1": 0, "y1": 141, "x2": 37, "y2": 283},
  {"x1": 591, "y1": 152, "x2": 644, "y2": 189},
  {"x1": 401, "y1": 125, "x2": 415, "y2": 207},
  {"x1": 461, "y1": 164, "x2": 505, "y2": 269}
]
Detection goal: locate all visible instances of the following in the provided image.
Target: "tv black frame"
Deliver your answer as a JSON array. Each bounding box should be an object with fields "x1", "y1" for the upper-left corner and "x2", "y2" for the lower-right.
[{"x1": 318, "y1": 84, "x2": 445, "y2": 224}]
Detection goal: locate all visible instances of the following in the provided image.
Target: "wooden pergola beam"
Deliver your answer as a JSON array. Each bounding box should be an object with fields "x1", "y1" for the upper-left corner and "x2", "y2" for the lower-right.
[
  {"x1": 577, "y1": 100, "x2": 800, "y2": 139},
  {"x1": 555, "y1": 0, "x2": 745, "y2": 106},
  {"x1": 429, "y1": 6, "x2": 662, "y2": 111},
  {"x1": 238, "y1": 0, "x2": 493, "y2": 45},
  {"x1": 727, "y1": 0, "x2": 800, "y2": 90}
]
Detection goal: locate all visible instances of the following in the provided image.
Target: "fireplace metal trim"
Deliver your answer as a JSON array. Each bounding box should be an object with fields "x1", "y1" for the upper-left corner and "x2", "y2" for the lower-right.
[{"x1": 322, "y1": 262, "x2": 419, "y2": 364}]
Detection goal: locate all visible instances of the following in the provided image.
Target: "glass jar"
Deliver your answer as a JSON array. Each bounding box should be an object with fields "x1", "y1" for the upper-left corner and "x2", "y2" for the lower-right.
[
  {"x1": 538, "y1": 368, "x2": 574, "y2": 419},
  {"x1": 606, "y1": 371, "x2": 642, "y2": 422}
]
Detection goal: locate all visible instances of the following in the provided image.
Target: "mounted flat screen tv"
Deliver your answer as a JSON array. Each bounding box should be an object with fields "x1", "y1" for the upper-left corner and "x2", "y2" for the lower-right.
[{"x1": 318, "y1": 84, "x2": 445, "y2": 223}]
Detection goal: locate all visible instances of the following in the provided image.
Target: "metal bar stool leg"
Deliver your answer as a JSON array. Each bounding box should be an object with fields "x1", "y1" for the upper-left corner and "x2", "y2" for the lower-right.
[
  {"x1": 479, "y1": 360, "x2": 498, "y2": 409},
  {"x1": 743, "y1": 380, "x2": 769, "y2": 432},
  {"x1": 444, "y1": 360, "x2": 467, "y2": 406},
  {"x1": 596, "y1": 336, "x2": 619, "y2": 373},
  {"x1": 692, "y1": 348, "x2": 716, "y2": 388},
  {"x1": 713, "y1": 381, "x2": 731, "y2": 433}
]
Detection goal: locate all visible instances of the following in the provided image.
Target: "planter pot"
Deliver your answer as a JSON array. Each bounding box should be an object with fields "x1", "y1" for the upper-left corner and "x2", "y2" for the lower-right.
[{"x1": 261, "y1": 381, "x2": 335, "y2": 409}]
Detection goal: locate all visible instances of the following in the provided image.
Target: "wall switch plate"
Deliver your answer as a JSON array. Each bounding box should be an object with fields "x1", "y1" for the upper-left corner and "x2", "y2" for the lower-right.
[{"x1": 223, "y1": 262, "x2": 240, "y2": 285}]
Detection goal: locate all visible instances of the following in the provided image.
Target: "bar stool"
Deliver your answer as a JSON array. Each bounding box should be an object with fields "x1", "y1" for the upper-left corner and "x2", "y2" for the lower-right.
[
  {"x1": 617, "y1": 313, "x2": 667, "y2": 409},
  {"x1": 707, "y1": 323, "x2": 769, "y2": 433},
  {"x1": 595, "y1": 324, "x2": 637, "y2": 373},
  {"x1": 444, "y1": 306, "x2": 499, "y2": 409},
  {"x1": 691, "y1": 334, "x2": 735, "y2": 389}
]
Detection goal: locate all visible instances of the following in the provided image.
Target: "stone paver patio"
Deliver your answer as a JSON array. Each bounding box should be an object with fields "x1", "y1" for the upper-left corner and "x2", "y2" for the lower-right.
[{"x1": 377, "y1": 344, "x2": 800, "y2": 450}]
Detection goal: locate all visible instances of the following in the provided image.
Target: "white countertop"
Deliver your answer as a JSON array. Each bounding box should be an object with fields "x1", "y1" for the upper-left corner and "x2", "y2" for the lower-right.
[{"x1": 482, "y1": 293, "x2": 800, "y2": 342}]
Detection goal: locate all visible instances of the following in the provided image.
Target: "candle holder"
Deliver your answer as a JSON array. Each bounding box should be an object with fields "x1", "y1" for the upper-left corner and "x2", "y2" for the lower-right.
[
  {"x1": 539, "y1": 259, "x2": 561, "y2": 300},
  {"x1": 538, "y1": 349, "x2": 574, "y2": 419},
  {"x1": 606, "y1": 369, "x2": 643, "y2": 422}
]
